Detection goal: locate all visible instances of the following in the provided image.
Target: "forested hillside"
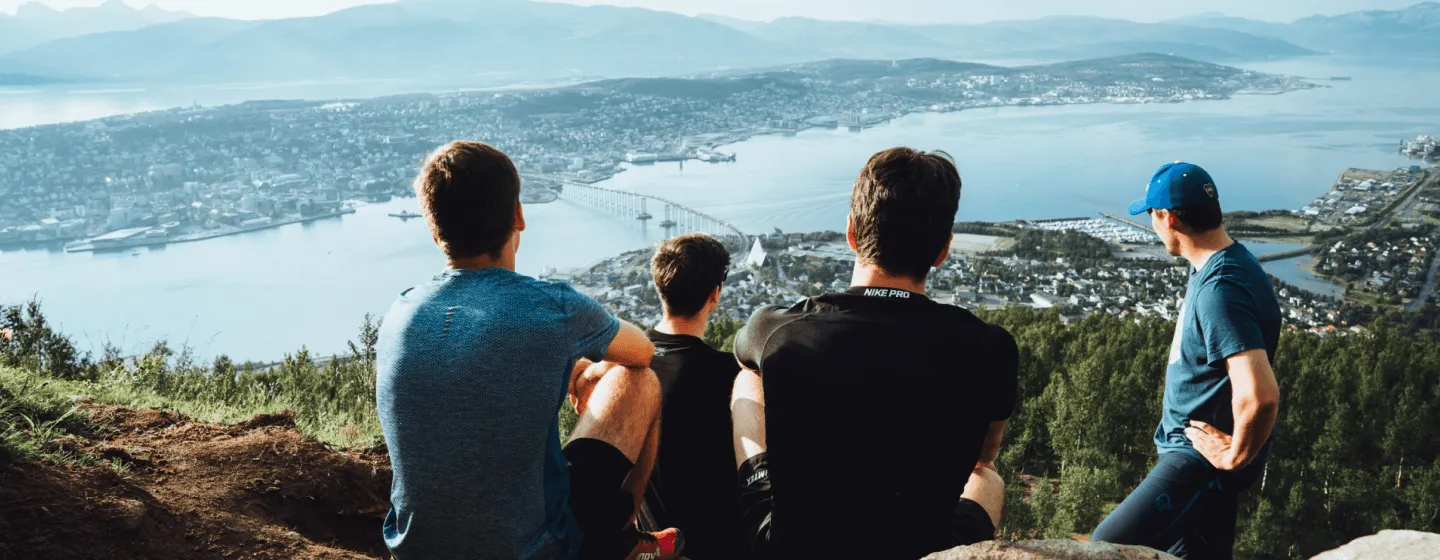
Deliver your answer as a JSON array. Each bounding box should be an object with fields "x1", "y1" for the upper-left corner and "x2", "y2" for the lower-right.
[{"x1": 4, "y1": 300, "x2": 1439, "y2": 558}]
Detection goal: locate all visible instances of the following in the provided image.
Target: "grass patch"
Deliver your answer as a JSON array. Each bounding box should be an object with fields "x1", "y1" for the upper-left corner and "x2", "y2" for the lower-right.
[{"x1": 0, "y1": 367, "x2": 101, "y2": 468}]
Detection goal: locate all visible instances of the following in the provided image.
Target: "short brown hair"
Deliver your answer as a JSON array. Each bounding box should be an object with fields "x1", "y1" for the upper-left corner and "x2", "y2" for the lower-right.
[
  {"x1": 414, "y1": 141, "x2": 521, "y2": 259},
  {"x1": 651, "y1": 234, "x2": 731, "y2": 318},
  {"x1": 1168, "y1": 202, "x2": 1224, "y2": 233},
  {"x1": 850, "y1": 147, "x2": 961, "y2": 279}
]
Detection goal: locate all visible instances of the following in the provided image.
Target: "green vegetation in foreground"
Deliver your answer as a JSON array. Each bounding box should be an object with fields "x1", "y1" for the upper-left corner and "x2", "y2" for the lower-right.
[
  {"x1": 6, "y1": 298, "x2": 1440, "y2": 558},
  {"x1": 1, "y1": 299, "x2": 381, "y2": 449},
  {"x1": 0, "y1": 367, "x2": 99, "y2": 468}
]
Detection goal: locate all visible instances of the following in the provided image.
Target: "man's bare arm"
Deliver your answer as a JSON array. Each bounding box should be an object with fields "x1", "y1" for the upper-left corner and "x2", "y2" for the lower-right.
[
  {"x1": 977, "y1": 420, "x2": 1007, "y2": 470},
  {"x1": 1187, "y1": 348, "x2": 1279, "y2": 471},
  {"x1": 601, "y1": 320, "x2": 655, "y2": 369}
]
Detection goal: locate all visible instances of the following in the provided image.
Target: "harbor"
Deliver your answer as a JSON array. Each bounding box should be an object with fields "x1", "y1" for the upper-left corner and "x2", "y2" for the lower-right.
[
  {"x1": 1403, "y1": 135, "x2": 1439, "y2": 163},
  {"x1": 63, "y1": 208, "x2": 356, "y2": 253}
]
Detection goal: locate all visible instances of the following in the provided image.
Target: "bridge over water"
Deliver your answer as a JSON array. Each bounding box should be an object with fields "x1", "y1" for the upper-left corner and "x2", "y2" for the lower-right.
[{"x1": 521, "y1": 174, "x2": 749, "y2": 247}]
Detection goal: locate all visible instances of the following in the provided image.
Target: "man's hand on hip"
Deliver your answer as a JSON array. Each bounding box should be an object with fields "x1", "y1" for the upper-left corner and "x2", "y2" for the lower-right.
[{"x1": 1186, "y1": 420, "x2": 1242, "y2": 471}]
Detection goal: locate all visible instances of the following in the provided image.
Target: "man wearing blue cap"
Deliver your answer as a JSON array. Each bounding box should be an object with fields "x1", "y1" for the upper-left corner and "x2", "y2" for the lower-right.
[{"x1": 1092, "y1": 162, "x2": 1281, "y2": 559}]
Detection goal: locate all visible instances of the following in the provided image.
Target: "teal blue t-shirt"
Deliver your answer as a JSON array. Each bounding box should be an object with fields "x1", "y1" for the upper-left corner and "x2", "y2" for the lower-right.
[
  {"x1": 1155, "y1": 242, "x2": 1281, "y2": 457},
  {"x1": 376, "y1": 268, "x2": 620, "y2": 559}
]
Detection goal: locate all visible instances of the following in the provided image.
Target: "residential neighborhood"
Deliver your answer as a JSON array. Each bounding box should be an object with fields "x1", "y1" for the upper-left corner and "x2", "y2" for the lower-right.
[{"x1": 564, "y1": 227, "x2": 1362, "y2": 337}]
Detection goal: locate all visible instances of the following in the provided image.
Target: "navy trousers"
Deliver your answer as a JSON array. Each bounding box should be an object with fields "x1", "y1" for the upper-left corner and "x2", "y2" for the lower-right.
[{"x1": 1092, "y1": 448, "x2": 1268, "y2": 560}]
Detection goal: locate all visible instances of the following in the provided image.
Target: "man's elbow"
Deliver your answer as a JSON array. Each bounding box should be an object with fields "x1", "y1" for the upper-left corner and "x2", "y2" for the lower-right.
[
  {"x1": 1257, "y1": 389, "x2": 1280, "y2": 419},
  {"x1": 1242, "y1": 382, "x2": 1280, "y2": 420}
]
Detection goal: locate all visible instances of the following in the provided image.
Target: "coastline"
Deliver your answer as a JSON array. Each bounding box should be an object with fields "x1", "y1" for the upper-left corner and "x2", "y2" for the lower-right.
[
  {"x1": 62, "y1": 208, "x2": 357, "y2": 253},
  {"x1": 573, "y1": 87, "x2": 1316, "y2": 187}
]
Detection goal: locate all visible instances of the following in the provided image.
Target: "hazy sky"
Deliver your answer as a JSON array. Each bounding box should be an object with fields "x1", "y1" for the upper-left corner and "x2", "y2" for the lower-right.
[{"x1": 0, "y1": 0, "x2": 1424, "y2": 23}]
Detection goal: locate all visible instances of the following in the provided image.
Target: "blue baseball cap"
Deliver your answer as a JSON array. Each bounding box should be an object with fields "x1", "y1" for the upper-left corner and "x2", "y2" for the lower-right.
[{"x1": 1128, "y1": 162, "x2": 1220, "y2": 215}]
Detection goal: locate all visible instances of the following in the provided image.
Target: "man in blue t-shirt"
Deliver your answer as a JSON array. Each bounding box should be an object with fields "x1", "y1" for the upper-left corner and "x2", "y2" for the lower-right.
[
  {"x1": 1092, "y1": 162, "x2": 1282, "y2": 559},
  {"x1": 376, "y1": 141, "x2": 683, "y2": 559}
]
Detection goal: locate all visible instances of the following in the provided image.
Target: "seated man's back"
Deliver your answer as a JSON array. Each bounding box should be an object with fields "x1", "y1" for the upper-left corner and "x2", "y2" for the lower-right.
[
  {"x1": 737, "y1": 288, "x2": 1017, "y2": 558},
  {"x1": 643, "y1": 234, "x2": 743, "y2": 559},
  {"x1": 646, "y1": 328, "x2": 743, "y2": 557},
  {"x1": 376, "y1": 141, "x2": 680, "y2": 560},
  {"x1": 378, "y1": 267, "x2": 618, "y2": 557}
]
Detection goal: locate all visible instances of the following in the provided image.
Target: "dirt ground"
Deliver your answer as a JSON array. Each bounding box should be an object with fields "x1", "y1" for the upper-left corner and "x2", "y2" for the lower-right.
[{"x1": 0, "y1": 405, "x2": 392, "y2": 560}]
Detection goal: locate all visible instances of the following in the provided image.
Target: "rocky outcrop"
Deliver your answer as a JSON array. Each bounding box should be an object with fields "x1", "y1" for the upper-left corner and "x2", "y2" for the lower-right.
[
  {"x1": 924, "y1": 540, "x2": 1178, "y2": 560},
  {"x1": 1311, "y1": 530, "x2": 1440, "y2": 560}
]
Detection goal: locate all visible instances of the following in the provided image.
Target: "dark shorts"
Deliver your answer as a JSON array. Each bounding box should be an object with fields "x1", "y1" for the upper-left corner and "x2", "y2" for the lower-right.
[
  {"x1": 564, "y1": 438, "x2": 636, "y2": 560},
  {"x1": 736, "y1": 453, "x2": 995, "y2": 559}
]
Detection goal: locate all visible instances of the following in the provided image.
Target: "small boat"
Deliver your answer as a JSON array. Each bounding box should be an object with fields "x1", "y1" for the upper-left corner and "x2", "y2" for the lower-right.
[
  {"x1": 636, "y1": 212, "x2": 653, "y2": 221},
  {"x1": 388, "y1": 211, "x2": 423, "y2": 219},
  {"x1": 660, "y1": 220, "x2": 677, "y2": 228},
  {"x1": 130, "y1": 250, "x2": 142, "y2": 256}
]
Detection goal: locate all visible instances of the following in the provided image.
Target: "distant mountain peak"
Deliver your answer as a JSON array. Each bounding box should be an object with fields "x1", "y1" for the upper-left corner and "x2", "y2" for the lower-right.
[
  {"x1": 11, "y1": 0, "x2": 189, "y2": 18},
  {"x1": 95, "y1": 0, "x2": 140, "y2": 13},
  {"x1": 14, "y1": 2, "x2": 61, "y2": 17}
]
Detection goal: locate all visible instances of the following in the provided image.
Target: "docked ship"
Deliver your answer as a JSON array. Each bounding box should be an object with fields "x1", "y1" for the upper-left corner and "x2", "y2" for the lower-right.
[
  {"x1": 66, "y1": 226, "x2": 171, "y2": 253},
  {"x1": 1402, "y1": 135, "x2": 1439, "y2": 161}
]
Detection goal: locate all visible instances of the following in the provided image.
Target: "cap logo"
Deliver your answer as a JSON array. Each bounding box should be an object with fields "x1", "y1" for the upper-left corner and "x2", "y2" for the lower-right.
[{"x1": 1203, "y1": 183, "x2": 1217, "y2": 199}]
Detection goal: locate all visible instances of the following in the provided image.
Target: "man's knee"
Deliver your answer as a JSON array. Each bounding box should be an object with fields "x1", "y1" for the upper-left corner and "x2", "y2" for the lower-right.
[
  {"x1": 731, "y1": 368, "x2": 763, "y2": 408},
  {"x1": 731, "y1": 369, "x2": 766, "y2": 467},
  {"x1": 576, "y1": 363, "x2": 659, "y2": 409},
  {"x1": 598, "y1": 365, "x2": 661, "y2": 418},
  {"x1": 963, "y1": 465, "x2": 1006, "y2": 529},
  {"x1": 569, "y1": 365, "x2": 660, "y2": 460}
]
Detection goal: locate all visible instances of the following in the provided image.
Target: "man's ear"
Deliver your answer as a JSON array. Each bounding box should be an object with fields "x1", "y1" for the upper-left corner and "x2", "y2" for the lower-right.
[
  {"x1": 1162, "y1": 210, "x2": 1181, "y2": 233},
  {"x1": 514, "y1": 201, "x2": 526, "y2": 232},
  {"x1": 846, "y1": 214, "x2": 859, "y2": 253},
  {"x1": 932, "y1": 234, "x2": 952, "y2": 268}
]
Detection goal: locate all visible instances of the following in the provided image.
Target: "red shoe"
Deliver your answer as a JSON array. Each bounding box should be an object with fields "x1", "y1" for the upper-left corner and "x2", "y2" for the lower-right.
[{"x1": 625, "y1": 527, "x2": 684, "y2": 560}]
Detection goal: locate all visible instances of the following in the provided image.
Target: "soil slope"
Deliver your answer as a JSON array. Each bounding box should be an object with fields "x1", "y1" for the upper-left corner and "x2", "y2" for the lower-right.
[{"x1": 0, "y1": 404, "x2": 391, "y2": 559}]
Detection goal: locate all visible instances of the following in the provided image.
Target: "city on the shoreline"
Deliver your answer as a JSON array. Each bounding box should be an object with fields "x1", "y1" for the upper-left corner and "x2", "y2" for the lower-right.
[
  {"x1": 561, "y1": 159, "x2": 1440, "y2": 335},
  {"x1": 0, "y1": 53, "x2": 1314, "y2": 250},
  {"x1": 3, "y1": 51, "x2": 1436, "y2": 332}
]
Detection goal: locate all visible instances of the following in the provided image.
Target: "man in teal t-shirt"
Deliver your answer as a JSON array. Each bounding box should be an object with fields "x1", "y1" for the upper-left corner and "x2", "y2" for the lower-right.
[
  {"x1": 376, "y1": 141, "x2": 683, "y2": 560},
  {"x1": 1093, "y1": 162, "x2": 1281, "y2": 560}
]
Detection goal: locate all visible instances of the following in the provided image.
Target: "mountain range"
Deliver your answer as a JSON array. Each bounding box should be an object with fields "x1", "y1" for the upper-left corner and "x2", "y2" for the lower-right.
[
  {"x1": 0, "y1": 0, "x2": 1434, "y2": 86},
  {"x1": 0, "y1": 0, "x2": 192, "y2": 55},
  {"x1": 1171, "y1": 2, "x2": 1440, "y2": 57}
]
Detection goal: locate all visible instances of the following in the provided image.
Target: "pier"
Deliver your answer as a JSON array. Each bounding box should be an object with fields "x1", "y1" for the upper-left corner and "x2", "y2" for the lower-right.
[
  {"x1": 1099, "y1": 212, "x2": 1155, "y2": 233},
  {"x1": 1255, "y1": 246, "x2": 1314, "y2": 263}
]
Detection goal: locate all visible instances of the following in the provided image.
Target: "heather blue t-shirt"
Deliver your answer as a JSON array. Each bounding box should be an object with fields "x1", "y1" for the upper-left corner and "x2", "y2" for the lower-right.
[
  {"x1": 376, "y1": 267, "x2": 620, "y2": 559},
  {"x1": 1155, "y1": 242, "x2": 1281, "y2": 458}
]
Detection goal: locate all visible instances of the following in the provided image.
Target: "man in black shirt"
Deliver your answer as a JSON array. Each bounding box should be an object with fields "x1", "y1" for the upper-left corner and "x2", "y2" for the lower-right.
[
  {"x1": 643, "y1": 234, "x2": 743, "y2": 559},
  {"x1": 731, "y1": 147, "x2": 1019, "y2": 559}
]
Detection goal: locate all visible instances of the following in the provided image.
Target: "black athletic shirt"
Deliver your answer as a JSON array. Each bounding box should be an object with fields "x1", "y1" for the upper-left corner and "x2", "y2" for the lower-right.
[
  {"x1": 645, "y1": 329, "x2": 743, "y2": 560},
  {"x1": 734, "y1": 287, "x2": 1019, "y2": 557}
]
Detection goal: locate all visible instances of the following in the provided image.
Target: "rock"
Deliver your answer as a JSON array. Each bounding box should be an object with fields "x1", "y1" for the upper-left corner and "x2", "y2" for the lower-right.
[
  {"x1": 1311, "y1": 530, "x2": 1440, "y2": 560},
  {"x1": 112, "y1": 498, "x2": 148, "y2": 531},
  {"x1": 924, "y1": 540, "x2": 1178, "y2": 560}
]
